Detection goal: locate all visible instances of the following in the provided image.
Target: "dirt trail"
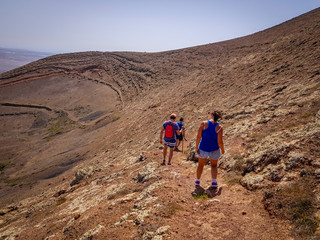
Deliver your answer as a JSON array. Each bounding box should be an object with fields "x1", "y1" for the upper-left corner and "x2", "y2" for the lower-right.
[{"x1": 152, "y1": 146, "x2": 292, "y2": 240}]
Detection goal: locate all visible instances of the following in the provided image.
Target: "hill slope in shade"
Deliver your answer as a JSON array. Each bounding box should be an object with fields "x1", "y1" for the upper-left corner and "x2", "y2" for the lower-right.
[{"x1": 0, "y1": 8, "x2": 319, "y2": 240}]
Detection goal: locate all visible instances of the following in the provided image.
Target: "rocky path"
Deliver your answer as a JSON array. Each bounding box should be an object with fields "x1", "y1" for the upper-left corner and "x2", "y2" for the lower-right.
[
  {"x1": 150, "y1": 148, "x2": 292, "y2": 240},
  {"x1": 0, "y1": 142, "x2": 296, "y2": 240}
]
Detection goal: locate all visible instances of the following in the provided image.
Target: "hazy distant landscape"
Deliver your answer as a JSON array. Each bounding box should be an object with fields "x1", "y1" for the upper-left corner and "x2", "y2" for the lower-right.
[{"x1": 0, "y1": 48, "x2": 52, "y2": 73}]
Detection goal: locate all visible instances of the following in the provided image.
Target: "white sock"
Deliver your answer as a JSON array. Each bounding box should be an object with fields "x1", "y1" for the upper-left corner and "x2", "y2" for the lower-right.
[{"x1": 212, "y1": 179, "x2": 217, "y2": 184}]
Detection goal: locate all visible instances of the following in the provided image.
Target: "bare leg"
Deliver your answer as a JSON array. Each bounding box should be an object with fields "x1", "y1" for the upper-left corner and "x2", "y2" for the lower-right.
[
  {"x1": 168, "y1": 147, "x2": 174, "y2": 163},
  {"x1": 176, "y1": 140, "x2": 180, "y2": 148},
  {"x1": 163, "y1": 145, "x2": 168, "y2": 160},
  {"x1": 196, "y1": 158, "x2": 207, "y2": 179},
  {"x1": 210, "y1": 159, "x2": 218, "y2": 179}
]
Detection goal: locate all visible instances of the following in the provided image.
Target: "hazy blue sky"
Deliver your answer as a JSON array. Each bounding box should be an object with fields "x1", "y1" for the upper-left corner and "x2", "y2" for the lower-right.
[{"x1": 0, "y1": 0, "x2": 319, "y2": 53}]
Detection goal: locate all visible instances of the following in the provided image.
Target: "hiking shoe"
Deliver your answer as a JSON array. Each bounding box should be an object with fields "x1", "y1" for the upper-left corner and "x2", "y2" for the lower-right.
[
  {"x1": 168, "y1": 162, "x2": 172, "y2": 165},
  {"x1": 195, "y1": 180, "x2": 200, "y2": 186},
  {"x1": 161, "y1": 159, "x2": 166, "y2": 165}
]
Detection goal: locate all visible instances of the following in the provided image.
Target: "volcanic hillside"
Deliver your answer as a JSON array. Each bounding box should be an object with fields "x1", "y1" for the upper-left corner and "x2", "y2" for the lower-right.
[{"x1": 0, "y1": 8, "x2": 319, "y2": 240}]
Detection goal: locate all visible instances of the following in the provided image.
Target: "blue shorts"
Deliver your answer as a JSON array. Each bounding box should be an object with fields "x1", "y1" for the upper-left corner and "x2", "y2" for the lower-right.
[
  {"x1": 164, "y1": 140, "x2": 176, "y2": 148},
  {"x1": 197, "y1": 149, "x2": 221, "y2": 159}
]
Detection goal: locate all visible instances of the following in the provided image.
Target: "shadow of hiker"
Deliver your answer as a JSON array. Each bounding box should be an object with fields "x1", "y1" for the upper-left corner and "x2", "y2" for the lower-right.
[
  {"x1": 191, "y1": 185, "x2": 223, "y2": 198},
  {"x1": 205, "y1": 186, "x2": 222, "y2": 198},
  {"x1": 191, "y1": 185, "x2": 206, "y2": 196}
]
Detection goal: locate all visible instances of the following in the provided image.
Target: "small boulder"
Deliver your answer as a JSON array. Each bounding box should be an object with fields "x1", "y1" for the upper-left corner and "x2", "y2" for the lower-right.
[
  {"x1": 186, "y1": 139, "x2": 198, "y2": 162},
  {"x1": 314, "y1": 169, "x2": 320, "y2": 179},
  {"x1": 240, "y1": 173, "x2": 264, "y2": 190},
  {"x1": 136, "y1": 162, "x2": 159, "y2": 183},
  {"x1": 70, "y1": 166, "x2": 99, "y2": 186},
  {"x1": 300, "y1": 169, "x2": 307, "y2": 177}
]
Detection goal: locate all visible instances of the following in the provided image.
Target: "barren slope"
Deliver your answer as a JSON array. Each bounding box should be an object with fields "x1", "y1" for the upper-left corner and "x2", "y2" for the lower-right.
[{"x1": 0, "y1": 8, "x2": 319, "y2": 240}]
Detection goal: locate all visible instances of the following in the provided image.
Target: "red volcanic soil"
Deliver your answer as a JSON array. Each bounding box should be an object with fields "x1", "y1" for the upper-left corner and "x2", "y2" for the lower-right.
[{"x1": 0, "y1": 8, "x2": 319, "y2": 240}]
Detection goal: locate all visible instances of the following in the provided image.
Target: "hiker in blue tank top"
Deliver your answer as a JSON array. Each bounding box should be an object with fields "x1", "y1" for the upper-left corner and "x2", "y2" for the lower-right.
[
  {"x1": 160, "y1": 113, "x2": 182, "y2": 165},
  {"x1": 195, "y1": 110, "x2": 225, "y2": 188}
]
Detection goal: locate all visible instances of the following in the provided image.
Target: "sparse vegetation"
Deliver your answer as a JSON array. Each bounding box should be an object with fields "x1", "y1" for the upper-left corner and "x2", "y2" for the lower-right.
[
  {"x1": 47, "y1": 112, "x2": 76, "y2": 136},
  {"x1": 158, "y1": 202, "x2": 184, "y2": 218},
  {"x1": 223, "y1": 171, "x2": 243, "y2": 185},
  {"x1": 223, "y1": 155, "x2": 246, "y2": 185},
  {"x1": 56, "y1": 197, "x2": 67, "y2": 206},
  {"x1": 107, "y1": 188, "x2": 131, "y2": 200},
  {"x1": 111, "y1": 114, "x2": 121, "y2": 121},
  {"x1": 0, "y1": 163, "x2": 10, "y2": 171},
  {"x1": 263, "y1": 177, "x2": 319, "y2": 238},
  {"x1": 192, "y1": 193, "x2": 208, "y2": 200},
  {"x1": 232, "y1": 157, "x2": 246, "y2": 172}
]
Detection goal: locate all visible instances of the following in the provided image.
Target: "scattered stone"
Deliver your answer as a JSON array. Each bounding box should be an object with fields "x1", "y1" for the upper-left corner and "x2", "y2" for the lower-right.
[
  {"x1": 136, "y1": 181, "x2": 165, "y2": 201},
  {"x1": 285, "y1": 155, "x2": 303, "y2": 170},
  {"x1": 79, "y1": 225, "x2": 104, "y2": 240},
  {"x1": 311, "y1": 159, "x2": 320, "y2": 168},
  {"x1": 130, "y1": 153, "x2": 146, "y2": 163},
  {"x1": 142, "y1": 231, "x2": 154, "y2": 240},
  {"x1": 209, "y1": 199, "x2": 220, "y2": 202},
  {"x1": 0, "y1": 206, "x2": 18, "y2": 216},
  {"x1": 218, "y1": 152, "x2": 230, "y2": 168},
  {"x1": 137, "y1": 153, "x2": 146, "y2": 162},
  {"x1": 244, "y1": 146, "x2": 291, "y2": 174},
  {"x1": 314, "y1": 169, "x2": 320, "y2": 179},
  {"x1": 257, "y1": 116, "x2": 271, "y2": 124},
  {"x1": 268, "y1": 165, "x2": 284, "y2": 182},
  {"x1": 156, "y1": 225, "x2": 170, "y2": 235},
  {"x1": 240, "y1": 173, "x2": 264, "y2": 190},
  {"x1": 136, "y1": 162, "x2": 159, "y2": 183},
  {"x1": 300, "y1": 169, "x2": 307, "y2": 177},
  {"x1": 74, "y1": 213, "x2": 81, "y2": 220},
  {"x1": 274, "y1": 85, "x2": 287, "y2": 93},
  {"x1": 264, "y1": 191, "x2": 273, "y2": 199},
  {"x1": 186, "y1": 139, "x2": 198, "y2": 162},
  {"x1": 53, "y1": 190, "x2": 66, "y2": 197},
  {"x1": 70, "y1": 166, "x2": 99, "y2": 186},
  {"x1": 153, "y1": 236, "x2": 163, "y2": 240}
]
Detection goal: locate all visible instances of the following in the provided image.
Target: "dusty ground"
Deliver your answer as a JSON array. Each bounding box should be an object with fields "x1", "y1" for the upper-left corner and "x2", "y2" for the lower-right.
[{"x1": 0, "y1": 7, "x2": 319, "y2": 240}]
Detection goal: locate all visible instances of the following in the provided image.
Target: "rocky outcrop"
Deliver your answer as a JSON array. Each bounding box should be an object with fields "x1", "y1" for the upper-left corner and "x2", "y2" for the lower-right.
[
  {"x1": 70, "y1": 166, "x2": 100, "y2": 186},
  {"x1": 186, "y1": 139, "x2": 198, "y2": 162},
  {"x1": 135, "y1": 162, "x2": 160, "y2": 183}
]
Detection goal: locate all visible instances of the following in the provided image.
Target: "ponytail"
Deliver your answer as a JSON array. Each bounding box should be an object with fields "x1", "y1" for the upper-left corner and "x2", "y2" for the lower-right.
[{"x1": 211, "y1": 110, "x2": 222, "y2": 122}]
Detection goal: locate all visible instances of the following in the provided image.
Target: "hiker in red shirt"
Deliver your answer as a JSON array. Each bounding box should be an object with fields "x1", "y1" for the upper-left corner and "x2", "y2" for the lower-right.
[{"x1": 160, "y1": 114, "x2": 182, "y2": 165}]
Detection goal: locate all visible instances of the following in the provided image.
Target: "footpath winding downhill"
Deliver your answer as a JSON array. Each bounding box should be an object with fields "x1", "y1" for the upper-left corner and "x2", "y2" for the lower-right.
[{"x1": 142, "y1": 147, "x2": 292, "y2": 240}]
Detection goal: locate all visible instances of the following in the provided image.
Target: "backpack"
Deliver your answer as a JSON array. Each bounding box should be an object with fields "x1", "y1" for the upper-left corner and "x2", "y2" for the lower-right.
[{"x1": 165, "y1": 121, "x2": 174, "y2": 138}]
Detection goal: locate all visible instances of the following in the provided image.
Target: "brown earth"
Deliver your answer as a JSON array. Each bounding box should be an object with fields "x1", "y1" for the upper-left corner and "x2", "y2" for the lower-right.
[
  {"x1": 0, "y1": 48, "x2": 52, "y2": 74},
  {"x1": 0, "y1": 8, "x2": 319, "y2": 240}
]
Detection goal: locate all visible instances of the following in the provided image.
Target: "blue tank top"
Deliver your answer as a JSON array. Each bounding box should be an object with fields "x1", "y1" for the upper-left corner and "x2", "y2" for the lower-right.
[{"x1": 199, "y1": 120, "x2": 220, "y2": 152}]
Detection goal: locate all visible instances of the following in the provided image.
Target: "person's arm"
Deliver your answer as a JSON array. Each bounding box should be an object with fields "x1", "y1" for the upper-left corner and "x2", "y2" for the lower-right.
[
  {"x1": 175, "y1": 123, "x2": 182, "y2": 136},
  {"x1": 217, "y1": 126, "x2": 225, "y2": 154},
  {"x1": 195, "y1": 122, "x2": 204, "y2": 153},
  {"x1": 160, "y1": 126, "x2": 164, "y2": 144}
]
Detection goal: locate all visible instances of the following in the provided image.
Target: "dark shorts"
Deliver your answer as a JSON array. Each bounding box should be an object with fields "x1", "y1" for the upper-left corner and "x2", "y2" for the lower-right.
[
  {"x1": 176, "y1": 134, "x2": 183, "y2": 141},
  {"x1": 164, "y1": 140, "x2": 176, "y2": 148}
]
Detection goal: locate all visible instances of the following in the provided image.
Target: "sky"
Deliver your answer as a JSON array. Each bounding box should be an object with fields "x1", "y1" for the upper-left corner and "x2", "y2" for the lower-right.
[{"x1": 0, "y1": 0, "x2": 319, "y2": 54}]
